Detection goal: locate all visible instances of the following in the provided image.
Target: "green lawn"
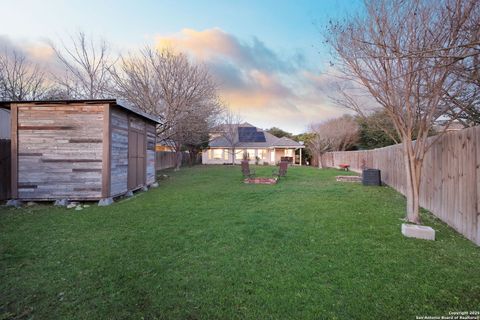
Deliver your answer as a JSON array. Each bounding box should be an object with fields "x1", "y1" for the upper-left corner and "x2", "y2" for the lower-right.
[{"x1": 1, "y1": 166, "x2": 479, "y2": 319}]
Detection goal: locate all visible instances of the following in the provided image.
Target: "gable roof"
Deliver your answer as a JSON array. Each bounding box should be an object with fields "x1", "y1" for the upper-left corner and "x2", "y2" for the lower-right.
[{"x1": 209, "y1": 124, "x2": 304, "y2": 148}]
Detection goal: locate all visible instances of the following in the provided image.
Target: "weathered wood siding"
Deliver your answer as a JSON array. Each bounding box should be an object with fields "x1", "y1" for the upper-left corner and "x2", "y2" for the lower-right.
[
  {"x1": 146, "y1": 123, "x2": 156, "y2": 184},
  {"x1": 110, "y1": 109, "x2": 129, "y2": 196},
  {"x1": 324, "y1": 127, "x2": 480, "y2": 246},
  {"x1": 15, "y1": 103, "x2": 105, "y2": 200}
]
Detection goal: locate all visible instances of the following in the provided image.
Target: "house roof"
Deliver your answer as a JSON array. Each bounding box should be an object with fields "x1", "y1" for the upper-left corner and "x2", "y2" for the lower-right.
[
  {"x1": 0, "y1": 99, "x2": 161, "y2": 123},
  {"x1": 209, "y1": 123, "x2": 304, "y2": 148}
]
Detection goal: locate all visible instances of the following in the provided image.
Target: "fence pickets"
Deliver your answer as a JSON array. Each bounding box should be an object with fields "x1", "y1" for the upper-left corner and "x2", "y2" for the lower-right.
[
  {"x1": 155, "y1": 151, "x2": 201, "y2": 171},
  {"x1": 324, "y1": 127, "x2": 480, "y2": 245}
]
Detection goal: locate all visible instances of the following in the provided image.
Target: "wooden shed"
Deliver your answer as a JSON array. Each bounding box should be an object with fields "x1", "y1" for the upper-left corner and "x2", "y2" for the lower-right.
[{"x1": 0, "y1": 99, "x2": 160, "y2": 204}]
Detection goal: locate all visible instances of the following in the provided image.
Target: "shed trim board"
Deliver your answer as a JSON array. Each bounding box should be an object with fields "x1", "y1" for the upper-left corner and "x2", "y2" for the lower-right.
[
  {"x1": 2, "y1": 99, "x2": 159, "y2": 201},
  {"x1": 10, "y1": 104, "x2": 18, "y2": 198},
  {"x1": 102, "y1": 104, "x2": 111, "y2": 198}
]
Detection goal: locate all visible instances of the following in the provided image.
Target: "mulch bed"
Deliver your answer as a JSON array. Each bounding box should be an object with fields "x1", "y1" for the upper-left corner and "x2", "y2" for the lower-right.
[{"x1": 244, "y1": 177, "x2": 278, "y2": 185}]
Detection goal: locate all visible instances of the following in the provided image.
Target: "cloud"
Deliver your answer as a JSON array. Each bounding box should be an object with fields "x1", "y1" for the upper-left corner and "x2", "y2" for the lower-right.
[
  {"x1": 0, "y1": 30, "x2": 348, "y2": 133},
  {"x1": 0, "y1": 35, "x2": 55, "y2": 65},
  {"x1": 154, "y1": 28, "x2": 346, "y2": 133},
  {"x1": 155, "y1": 28, "x2": 303, "y2": 73}
]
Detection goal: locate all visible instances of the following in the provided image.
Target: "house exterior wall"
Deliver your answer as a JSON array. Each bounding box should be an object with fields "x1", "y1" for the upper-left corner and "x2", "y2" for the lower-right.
[
  {"x1": 14, "y1": 103, "x2": 105, "y2": 200},
  {"x1": 202, "y1": 147, "x2": 297, "y2": 165}
]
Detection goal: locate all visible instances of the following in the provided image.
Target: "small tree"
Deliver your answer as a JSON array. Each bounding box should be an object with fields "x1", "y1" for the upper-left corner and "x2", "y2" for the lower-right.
[
  {"x1": 325, "y1": 0, "x2": 479, "y2": 223},
  {"x1": 219, "y1": 109, "x2": 243, "y2": 165},
  {"x1": 293, "y1": 132, "x2": 315, "y2": 165},
  {"x1": 266, "y1": 127, "x2": 293, "y2": 138},
  {"x1": 357, "y1": 111, "x2": 399, "y2": 149},
  {"x1": 309, "y1": 115, "x2": 359, "y2": 167}
]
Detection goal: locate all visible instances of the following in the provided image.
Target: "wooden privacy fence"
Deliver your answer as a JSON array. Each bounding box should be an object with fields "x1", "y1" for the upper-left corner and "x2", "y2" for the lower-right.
[
  {"x1": 324, "y1": 126, "x2": 480, "y2": 245},
  {"x1": 155, "y1": 151, "x2": 201, "y2": 171}
]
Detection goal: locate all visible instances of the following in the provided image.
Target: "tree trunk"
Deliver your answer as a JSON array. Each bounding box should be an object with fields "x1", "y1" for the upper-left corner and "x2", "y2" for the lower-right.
[
  {"x1": 403, "y1": 141, "x2": 422, "y2": 224},
  {"x1": 188, "y1": 149, "x2": 198, "y2": 166},
  {"x1": 174, "y1": 151, "x2": 182, "y2": 171},
  {"x1": 318, "y1": 153, "x2": 324, "y2": 168},
  {"x1": 231, "y1": 148, "x2": 236, "y2": 165}
]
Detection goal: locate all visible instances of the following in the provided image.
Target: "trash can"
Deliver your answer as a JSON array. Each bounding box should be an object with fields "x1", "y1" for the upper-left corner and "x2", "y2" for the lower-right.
[{"x1": 362, "y1": 169, "x2": 381, "y2": 186}]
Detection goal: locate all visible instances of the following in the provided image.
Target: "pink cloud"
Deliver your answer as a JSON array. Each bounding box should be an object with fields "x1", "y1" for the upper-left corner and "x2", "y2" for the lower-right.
[{"x1": 154, "y1": 28, "x2": 348, "y2": 133}]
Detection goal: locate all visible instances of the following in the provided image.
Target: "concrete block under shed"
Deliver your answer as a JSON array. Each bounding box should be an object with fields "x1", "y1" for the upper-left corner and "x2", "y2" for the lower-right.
[
  {"x1": 401, "y1": 223, "x2": 435, "y2": 241},
  {"x1": 98, "y1": 198, "x2": 114, "y2": 206},
  {"x1": 6, "y1": 199, "x2": 22, "y2": 207},
  {"x1": 54, "y1": 199, "x2": 69, "y2": 207}
]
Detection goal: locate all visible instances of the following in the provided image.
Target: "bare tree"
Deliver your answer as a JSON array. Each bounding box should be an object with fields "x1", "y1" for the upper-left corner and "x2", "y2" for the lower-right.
[
  {"x1": 0, "y1": 48, "x2": 48, "y2": 101},
  {"x1": 109, "y1": 48, "x2": 163, "y2": 116},
  {"x1": 111, "y1": 47, "x2": 222, "y2": 170},
  {"x1": 50, "y1": 31, "x2": 114, "y2": 99},
  {"x1": 219, "y1": 109, "x2": 243, "y2": 165},
  {"x1": 180, "y1": 98, "x2": 224, "y2": 163},
  {"x1": 309, "y1": 115, "x2": 359, "y2": 167},
  {"x1": 325, "y1": 0, "x2": 479, "y2": 223}
]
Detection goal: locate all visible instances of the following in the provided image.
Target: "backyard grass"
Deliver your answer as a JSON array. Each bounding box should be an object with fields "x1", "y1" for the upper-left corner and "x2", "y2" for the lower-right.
[{"x1": 1, "y1": 166, "x2": 479, "y2": 319}]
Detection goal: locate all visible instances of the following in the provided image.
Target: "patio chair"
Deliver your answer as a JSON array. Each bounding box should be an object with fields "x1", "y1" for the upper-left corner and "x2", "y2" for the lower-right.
[
  {"x1": 241, "y1": 160, "x2": 255, "y2": 178},
  {"x1": 273, "y1": 161, "x2": 288, "y2": 178}
]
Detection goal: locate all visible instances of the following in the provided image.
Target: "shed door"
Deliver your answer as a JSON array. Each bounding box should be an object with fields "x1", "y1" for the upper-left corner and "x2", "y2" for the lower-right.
[{"x1": 128, "y1": 117, "x2": 146, "y2": 190}]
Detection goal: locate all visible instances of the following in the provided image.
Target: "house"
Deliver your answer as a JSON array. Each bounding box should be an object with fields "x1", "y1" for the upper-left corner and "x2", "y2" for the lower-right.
[
  {"x1": 0, "y1": 99, "x2": 160, "y2": 204},
  {"x1": 202, "y1": 123, "x2": 304, "y2": 165}
]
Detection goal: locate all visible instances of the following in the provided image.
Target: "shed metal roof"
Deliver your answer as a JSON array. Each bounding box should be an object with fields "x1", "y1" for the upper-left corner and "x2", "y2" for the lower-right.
[{"x1": 0, "y1": 99, "x2": 161, "y2": 123}]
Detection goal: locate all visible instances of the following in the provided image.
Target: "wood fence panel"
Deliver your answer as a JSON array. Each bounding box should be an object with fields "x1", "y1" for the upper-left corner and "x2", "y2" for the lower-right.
[
  {"x1": 155, "y1": 151, "x2": 200, "y2": 171},
  {"x1": 325, "y1": 127, "x2": 480, "y2": 245},
  {"x1": 476, "y1": 127, "x2": 480, "y2": 243},
  {"x1": 155, "y1": 151, "x2": 176, "y2": 171}
]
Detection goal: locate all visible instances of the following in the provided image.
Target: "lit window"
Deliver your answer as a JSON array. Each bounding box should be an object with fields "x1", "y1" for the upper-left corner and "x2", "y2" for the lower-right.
[
  {"x1": 235, "y1": 150, "x2": 244, "y2": 160},
  {"x1": 284, "y1": 149, "x2": 293, "y2": 157},
  {"x1": 257, "y1": 149, "x2": 267, "y2": 159},
  {"x1": 224, "y1": 149, "x2": 229, "y2": 160},
  {"x1": 247, "y1": 149, "x2": 255, "y2": 160},
  {"x1": 213, "y1": 149, "x2": 223, "y2": 159}
]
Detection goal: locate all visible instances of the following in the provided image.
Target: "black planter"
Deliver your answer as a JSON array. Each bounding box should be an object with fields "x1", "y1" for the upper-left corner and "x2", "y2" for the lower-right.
[{"x1": 362, "y1": 169, "x2": 381, "y2": 186}]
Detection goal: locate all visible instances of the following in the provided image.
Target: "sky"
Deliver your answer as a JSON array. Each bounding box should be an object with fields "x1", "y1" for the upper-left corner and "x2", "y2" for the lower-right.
[{"x1": 0, "y1": 0, "x2": 363, "y2": 134}]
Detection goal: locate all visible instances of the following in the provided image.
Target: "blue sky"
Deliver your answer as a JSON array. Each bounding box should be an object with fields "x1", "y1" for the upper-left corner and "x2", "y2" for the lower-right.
[{"x1": 0, "y1": 0, "x2": 363, "y2": 133}]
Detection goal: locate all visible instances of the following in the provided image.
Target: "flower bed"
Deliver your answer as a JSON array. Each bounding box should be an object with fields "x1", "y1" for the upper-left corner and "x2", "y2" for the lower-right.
[
  {"x1": 244, "y1": 177, "x2": 278, "y2": 185},
  {"x1": 336, "y1": 175, "x2": 362, "y2": 182}
]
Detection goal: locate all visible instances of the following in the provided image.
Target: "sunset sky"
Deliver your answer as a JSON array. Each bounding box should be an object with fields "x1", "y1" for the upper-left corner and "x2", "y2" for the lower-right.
[{"x1": 0, "y1": 0, "x2": 363, "y2": 133}]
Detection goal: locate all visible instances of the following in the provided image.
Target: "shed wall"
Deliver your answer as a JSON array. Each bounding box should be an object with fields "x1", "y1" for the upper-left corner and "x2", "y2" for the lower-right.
[
  {"x1": 146, "y1": 123, "x2": 156, "y2": 184},
  {"x1": 15, "y1": 104, "x2": 105, "y2": 200},
  {"x1": 110, "y1": 109, "x2": 129, "y2": 196}
]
